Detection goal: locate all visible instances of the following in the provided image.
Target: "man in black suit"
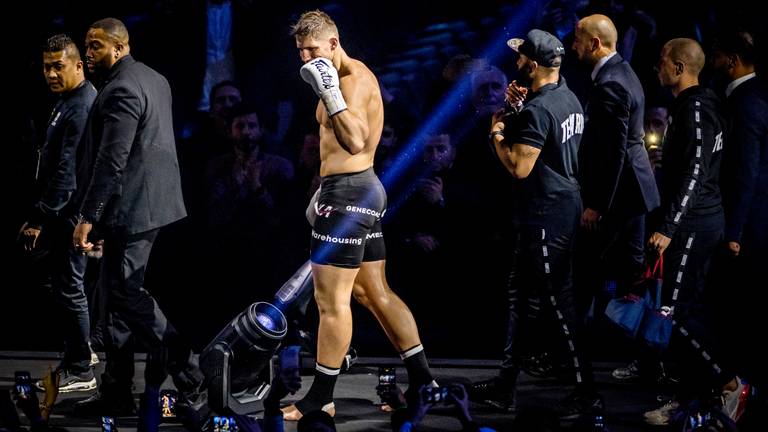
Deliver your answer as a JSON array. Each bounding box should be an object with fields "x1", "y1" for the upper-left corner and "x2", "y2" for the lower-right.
[
  {"x1": 72, "y1": 18, "x2": 199, "y2": 415},
  {"x1": 571, "y1": 15, "x2": 660, "y2": 314},
  {"x1": 711, "y1": 29, "x2": 768, "y2": 397}
]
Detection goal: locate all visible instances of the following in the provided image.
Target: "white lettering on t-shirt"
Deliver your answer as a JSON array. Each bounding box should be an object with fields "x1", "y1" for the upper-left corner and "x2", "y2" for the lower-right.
[{"x1": 561, "y1": 113, "x2": 584, "y2": 143}]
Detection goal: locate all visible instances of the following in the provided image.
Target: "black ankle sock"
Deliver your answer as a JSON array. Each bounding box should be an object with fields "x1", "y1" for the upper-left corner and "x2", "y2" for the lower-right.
[
  {"x1": 295, "y1": 363, "x2": 339, "y2": 414},
  {"x1": 401, "y1": 345, "x2": 434, "y2": 395}
]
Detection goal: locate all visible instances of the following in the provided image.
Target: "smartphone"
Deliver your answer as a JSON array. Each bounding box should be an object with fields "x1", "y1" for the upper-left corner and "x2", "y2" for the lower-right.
[
  {"x1": 212, "y1": 415, "x2": 237, "y2": 432},
  {"x1": 159, "y1": 389, "x2": 178, "y2": 418},
  {"x1": 13, "y1": 371, "x2": 32, "y2": 399},
  {"x1": 13, "y1": 384, "x2": 32, "y2": 399},
  {"x1": 279, "y1": 345, "x2": 301, "y2": 371},
  {"x1": 593, "y1": 414, "x2": 605, "y2": 431},
  {"x1": 424, "y1": 386, "x2": 449, "y2": 404},
  {"x1": 101, "y1": 416, "x2": 116, "y2": 432},
  {"x1": 378, "y1": 367, "x2": 396, "y2": 386},
  {"x1": 376, "y1": 367, "x2": 397, "y2": 405},
  {"x1": 14, "y1": 371, "x2": 32, "y2": 384}
]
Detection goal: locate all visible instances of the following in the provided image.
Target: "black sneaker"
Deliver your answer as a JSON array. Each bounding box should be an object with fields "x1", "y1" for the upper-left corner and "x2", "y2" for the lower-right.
[
  {"x1": 521, "y1": 352, "x2": 563, "y2": 379},
  {"x1": 35, "y1": 369, "x2": 97, "y2": 393},
  {"x1": 469, "y1": 378, "x2": 517, "y2": 413},
  {"x1": 555, "y1": 391, "x2": 604, "y2": 421},
  {"x1": 522, "y1": 352, "x2": 573, "y2": 381},
  {"x1": 59, "y1": 369, "x2": 97, "y2": 393}
]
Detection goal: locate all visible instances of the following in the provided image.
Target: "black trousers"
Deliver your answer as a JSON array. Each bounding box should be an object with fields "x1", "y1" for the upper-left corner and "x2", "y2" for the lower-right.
[
  {"x1": 574, "y1": 213, "x2": 646, "y2": 319},
  {"x1": 98, "y1": 227, "x2": 196, "y2": 393},
  {"x1": 664, "y1": 228, "x2": 733, "y2": 400},
  {"x1": 501, "y1": 219, "x2": 594, "y2": 392}
]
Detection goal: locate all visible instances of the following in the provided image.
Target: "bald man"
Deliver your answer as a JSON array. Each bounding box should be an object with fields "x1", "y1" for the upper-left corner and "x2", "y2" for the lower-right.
[
  {"x1": 571, "y1": 15, "x2": 659, "y2": 324},
  {"x1": 642, "y1": 38, "x2": 741, "y2": 425}
]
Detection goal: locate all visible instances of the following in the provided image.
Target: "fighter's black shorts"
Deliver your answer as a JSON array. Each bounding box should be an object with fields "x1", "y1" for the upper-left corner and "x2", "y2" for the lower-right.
[{"x1": 308, "y1": 167, "x2": 387, "y2": 268}]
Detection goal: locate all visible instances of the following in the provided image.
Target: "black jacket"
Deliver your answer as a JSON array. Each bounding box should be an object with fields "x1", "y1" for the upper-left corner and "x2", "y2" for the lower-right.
[
  {"x1": 579, "y1": 54, "x2": 660, "y2": 218},
  {"x1": 77, "y1": 55, "x2": 186, "y2": 234},
  {"x1": 28, "y1": 80, "x2": 96, "y2": 227},
  {"x1": 721, "y1": 76, "x2": 768, "y2": 247},
  {"x1": 658, "y1": 85, "x2": 725, "y2": 236}
]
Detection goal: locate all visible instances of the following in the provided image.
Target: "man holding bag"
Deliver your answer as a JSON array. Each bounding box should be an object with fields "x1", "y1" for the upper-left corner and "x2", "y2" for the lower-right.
[{"x1": 643, "y1": 38, "x2": 743, "y2": 426}]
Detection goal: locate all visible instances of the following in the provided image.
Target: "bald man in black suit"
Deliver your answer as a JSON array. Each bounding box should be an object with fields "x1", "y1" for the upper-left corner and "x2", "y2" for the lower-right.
[{"x1": 571, "y1": 14, "x2": 660, "y2": 314}]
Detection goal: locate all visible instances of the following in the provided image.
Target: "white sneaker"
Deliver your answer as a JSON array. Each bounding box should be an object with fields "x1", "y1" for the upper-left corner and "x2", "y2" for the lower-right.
[
  {"x1": 644, "y1": 399, "x2": 680, "y2": 426},
  {"x1": 611, "y1": 360, "x2": 641, "y2": 380},
  {"x1": 721, "y1": 377, "x2": 749, "y2": 422}
]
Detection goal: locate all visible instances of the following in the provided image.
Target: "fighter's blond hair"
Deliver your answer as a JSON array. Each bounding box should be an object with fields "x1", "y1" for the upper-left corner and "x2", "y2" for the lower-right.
[{"x1": 291, "y1": 10, "x2": 339, "y2": 39}]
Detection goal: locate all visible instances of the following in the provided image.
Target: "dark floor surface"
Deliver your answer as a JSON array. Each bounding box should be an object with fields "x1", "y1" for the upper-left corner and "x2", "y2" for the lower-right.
[{"x1": 0, "y1": 351, "x2": 676, "y2": 431}]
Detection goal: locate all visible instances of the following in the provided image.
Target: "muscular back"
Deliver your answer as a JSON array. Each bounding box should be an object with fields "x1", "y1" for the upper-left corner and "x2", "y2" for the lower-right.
[{"x1": 317, "y1": 56, "x2": 383, "y2": 176}]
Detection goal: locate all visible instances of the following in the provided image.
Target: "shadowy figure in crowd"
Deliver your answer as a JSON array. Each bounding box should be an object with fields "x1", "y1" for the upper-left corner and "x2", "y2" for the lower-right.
[{"x1": 205, "y1": 102, "x2": 295, "y2": 294}]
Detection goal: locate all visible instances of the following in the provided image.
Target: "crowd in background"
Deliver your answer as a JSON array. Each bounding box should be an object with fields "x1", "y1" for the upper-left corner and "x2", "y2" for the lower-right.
[{"x1": 3, "y1": 1, "x2": 767, "y2": 430}]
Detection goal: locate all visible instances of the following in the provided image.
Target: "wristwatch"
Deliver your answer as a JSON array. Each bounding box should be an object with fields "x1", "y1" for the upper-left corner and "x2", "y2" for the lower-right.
[{"x1": 77, "y1": 214, "x2": 92, "y2": 225}]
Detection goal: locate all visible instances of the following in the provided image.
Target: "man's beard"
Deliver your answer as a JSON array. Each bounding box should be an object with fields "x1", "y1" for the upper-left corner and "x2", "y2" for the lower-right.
[
  {"x1": 516, "y1": 63, "x2": 535, "y2": 88},
  {"x1": 235, "y1": 139, "x2": 258, "y2": 153},
  {"x1": 516, "y1": 72, "x2": 533, "y2": 88}
]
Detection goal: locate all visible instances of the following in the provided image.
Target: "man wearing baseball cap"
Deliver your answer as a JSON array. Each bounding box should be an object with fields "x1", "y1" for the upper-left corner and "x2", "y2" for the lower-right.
[
  {"x1": 507, "y1": 28, "x2": 567, "y2": 68},
  {"x1": 470, "y1": 29, "x2": 602, "y2": 420}
]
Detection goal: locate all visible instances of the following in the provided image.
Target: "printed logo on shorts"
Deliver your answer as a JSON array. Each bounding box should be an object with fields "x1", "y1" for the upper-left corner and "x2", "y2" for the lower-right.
[
  {"x1": 345, "y1": 205, "x2": 381, "y2": 218},
  {"x1": 314, "y1": 202, "x2": 334, "y2": 218},
  {"x1": 312, "y1": 230, "x2": 363, "y2": 245}
]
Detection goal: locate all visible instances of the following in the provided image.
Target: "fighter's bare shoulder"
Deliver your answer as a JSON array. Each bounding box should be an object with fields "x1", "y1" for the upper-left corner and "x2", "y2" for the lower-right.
[{"x1": 343, "y1": 58, "x2": 381, "y2": 98}]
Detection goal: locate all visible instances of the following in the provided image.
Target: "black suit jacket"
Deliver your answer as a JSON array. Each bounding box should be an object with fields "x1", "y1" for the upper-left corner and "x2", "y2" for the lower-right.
[
  {"x1": 722, "y1": 76, "x2": 768, "y2": 247},
  {"x1": 579, "y1": 54, "x2": 660, "y2": 218},
  {"x1": 78, "y1": 56, "x2": 186, "y2": 234}
]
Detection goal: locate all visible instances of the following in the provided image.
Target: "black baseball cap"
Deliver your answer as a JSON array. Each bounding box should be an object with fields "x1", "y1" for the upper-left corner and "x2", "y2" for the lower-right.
[{"x1": 507, "y1": 29, "x2": 565, "y2": 67}]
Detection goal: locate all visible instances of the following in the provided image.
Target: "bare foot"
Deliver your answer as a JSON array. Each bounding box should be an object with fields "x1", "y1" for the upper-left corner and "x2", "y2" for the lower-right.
[
  {"x1": 281, "y1": 402, "x2": 336, "y2": 421},
  {"x1": 281, "y1": 404, "x2": 303, "y2": 421}
]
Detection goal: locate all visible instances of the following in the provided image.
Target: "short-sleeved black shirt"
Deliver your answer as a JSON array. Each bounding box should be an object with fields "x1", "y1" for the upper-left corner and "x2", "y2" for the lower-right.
[{"x1": 504, "y1": 77, "x2": 583, "y2": 225}]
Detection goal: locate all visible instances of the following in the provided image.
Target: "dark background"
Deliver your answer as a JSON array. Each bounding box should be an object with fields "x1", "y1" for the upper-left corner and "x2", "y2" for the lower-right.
[{"x1": 3, "y1": 0, "x2": 765, "y2": 360}]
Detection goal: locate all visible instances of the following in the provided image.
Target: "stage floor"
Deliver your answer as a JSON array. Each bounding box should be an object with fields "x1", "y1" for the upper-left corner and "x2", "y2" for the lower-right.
[{"x1": 1, "y1": 351, "x2": 664, "y2": 431}]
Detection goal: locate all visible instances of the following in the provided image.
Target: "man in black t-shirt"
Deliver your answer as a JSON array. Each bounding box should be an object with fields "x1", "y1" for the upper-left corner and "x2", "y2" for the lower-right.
[{"x1": 470, "y1": 29, "x2": 602, "y2": 420}]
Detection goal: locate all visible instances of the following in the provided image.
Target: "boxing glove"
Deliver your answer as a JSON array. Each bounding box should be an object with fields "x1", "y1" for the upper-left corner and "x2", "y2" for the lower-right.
[{"x1": 300, "y1": 58, "x2": 348, "y2": 116}]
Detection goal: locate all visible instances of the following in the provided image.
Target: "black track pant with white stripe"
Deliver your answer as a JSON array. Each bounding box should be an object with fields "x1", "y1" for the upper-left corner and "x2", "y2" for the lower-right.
[
  {"x1": 664, "y1": 228, "x2": 734, "y2": 400},
  {"x1": 501, "y1": 222, "x2": 594, "y2": 392}
]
